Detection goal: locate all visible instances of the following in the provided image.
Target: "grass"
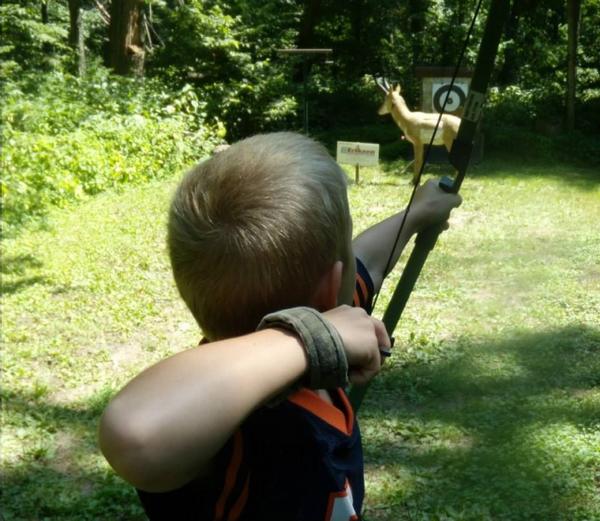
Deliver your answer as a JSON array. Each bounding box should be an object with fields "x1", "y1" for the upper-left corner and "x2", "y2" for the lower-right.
[{"x1": 2, "y1": 154, "x2": 599, "y2": 520}]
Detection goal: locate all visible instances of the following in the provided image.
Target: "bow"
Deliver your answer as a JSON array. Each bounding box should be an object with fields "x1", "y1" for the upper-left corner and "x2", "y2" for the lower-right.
[{"x1": 349, "y1": 0, "x2": 511, "y2": 412}]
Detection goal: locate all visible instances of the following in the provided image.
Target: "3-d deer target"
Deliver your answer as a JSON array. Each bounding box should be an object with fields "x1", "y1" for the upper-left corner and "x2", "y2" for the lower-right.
[{"x1": 376, "y1": 78, "x2": 460, "y2": 185}]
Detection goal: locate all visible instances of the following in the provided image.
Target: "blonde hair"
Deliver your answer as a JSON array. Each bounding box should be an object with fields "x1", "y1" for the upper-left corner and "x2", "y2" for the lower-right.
[{"x1": 168, "y1": 132, "x2": 351, "y2": 340}]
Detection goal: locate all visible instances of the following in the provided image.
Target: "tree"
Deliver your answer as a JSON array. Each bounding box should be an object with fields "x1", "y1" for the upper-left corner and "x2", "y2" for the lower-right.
[
  {"x1": 293, "y1": 0, "x2": 323, "y2": 82},
  {"x1": 41, "y1": 0, "x2": 49, "y2": 23},
  {"x1": 68, "y1": 0, "x2": 85, "y2": 75},
  {"x1": 566, "y1": 0, "x2": 582, "y2": 131},
  {"x1": 108, "y1": 0, "x2": 145, "y2": 76},
  {"x1": 408, "y1": 0, "x2": 429, "y2": 69}
]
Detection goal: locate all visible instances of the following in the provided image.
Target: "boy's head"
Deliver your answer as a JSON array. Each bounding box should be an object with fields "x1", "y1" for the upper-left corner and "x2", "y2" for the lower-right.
[{"x1": 168, "y1": 132, "x2": 353, "y2": 340}]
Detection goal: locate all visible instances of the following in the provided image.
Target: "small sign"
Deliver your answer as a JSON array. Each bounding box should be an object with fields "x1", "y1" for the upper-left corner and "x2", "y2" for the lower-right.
[{"x1": 336, "y1": 142, "x2": 379, "y2": 167}]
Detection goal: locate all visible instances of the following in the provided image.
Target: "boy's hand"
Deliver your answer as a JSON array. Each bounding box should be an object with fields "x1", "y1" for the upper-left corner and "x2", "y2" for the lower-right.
[
  {"x1": 323, "y1": 305, "x2": 391, "y2": 386},
  {"x1": 409, "y1": 179, "x2": 462, "y2": 233}
]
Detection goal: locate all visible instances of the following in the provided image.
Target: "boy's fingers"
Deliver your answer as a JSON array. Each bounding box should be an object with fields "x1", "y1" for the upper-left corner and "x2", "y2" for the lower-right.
[
  {"x1": 370, "y1": 317, "x2": 392, "y2": 365},
  {"x1": 378, "y1": 336, "x2": 395, "y2": 359},
  {"x1": 371, "y1": 316, "x2": 390, "y2": 349},
  {"x1": 325, "y1": 307, "x2": 391, "y2": 383}
]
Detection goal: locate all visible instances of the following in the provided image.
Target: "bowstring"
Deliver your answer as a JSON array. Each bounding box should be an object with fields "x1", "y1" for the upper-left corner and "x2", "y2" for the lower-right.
[{"x1": 370, "y1": 0, "x2": 485, "y2": 314}]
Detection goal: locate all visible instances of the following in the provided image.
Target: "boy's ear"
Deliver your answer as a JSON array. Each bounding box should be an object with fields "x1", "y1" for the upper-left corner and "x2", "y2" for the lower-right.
[{"x1": 310, "y1": 261, "x2": 343, "y2": 311}]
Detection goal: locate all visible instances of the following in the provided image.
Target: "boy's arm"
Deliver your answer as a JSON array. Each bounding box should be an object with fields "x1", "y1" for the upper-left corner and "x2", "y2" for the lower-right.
[
  {"x1": 99, "y1": 305, "x2": 388, "y2": 493},
  {"x1": 352, "y1": 179, "x2": 462, "y2": 292}
]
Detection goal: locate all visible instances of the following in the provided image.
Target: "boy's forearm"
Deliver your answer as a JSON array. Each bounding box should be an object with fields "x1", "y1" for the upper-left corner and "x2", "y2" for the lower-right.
[
  {"x1": 352, "y1": 209, "x2": 419, "y2": 291},
  {"x1": 352, "y1": 180, "x2": 461, "y2": 292},
  {"x1": 99, "y1": 328, "x2": 308, "y2": 492}
]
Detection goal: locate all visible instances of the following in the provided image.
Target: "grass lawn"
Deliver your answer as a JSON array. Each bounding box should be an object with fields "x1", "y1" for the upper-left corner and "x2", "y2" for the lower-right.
[{"x1": 2, "y1": 154, "x2": 599, "y2": 520}]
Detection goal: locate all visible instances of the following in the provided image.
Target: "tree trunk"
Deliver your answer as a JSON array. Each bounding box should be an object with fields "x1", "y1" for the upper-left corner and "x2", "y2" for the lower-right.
[
  {"x1": 350, "y1": 0, "x2": 364, "y2": 50},
  {"x1": 297, "y1": 0, "x2": 322, "y2": 49},
  {"x1": 41, "y1": 1, "x2": 49, "y2": 23},
  {"x1": 293, "y1": 0, "x2": 323, "y2": 82},
  {"x1": 69, "y1": 0, "x2": 86, "y2": 76},
  {"x1": 68, "y1": 0, "x2": 81, "y2": 46},
  {"x1": 108, "y1": 0, "x2": 145, "y2": 76},
  {"x1": 497, "y1": 2, "x2": 520, "y2": 85},
  {"x1": 566, "y1": 0, "x2": 582, "y2": 131},
  {"x1": 408, "y1": 0, "x2": 428, "y2": 70}
]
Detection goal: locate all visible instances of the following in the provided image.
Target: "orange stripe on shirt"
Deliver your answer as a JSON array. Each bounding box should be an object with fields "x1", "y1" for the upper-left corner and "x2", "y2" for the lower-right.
[
  {"x1": 288, "y1": 388, "x2": 352, "y2": 435},
  {"x1": 214, "y1": 430, "x2": 243, "y2": 520},
  {"x1": 227, "y1": 473, "x2": 250, "y2": 521},
  {"x1": 355, "y1": 274, "x2": 368, "y2": 306}
]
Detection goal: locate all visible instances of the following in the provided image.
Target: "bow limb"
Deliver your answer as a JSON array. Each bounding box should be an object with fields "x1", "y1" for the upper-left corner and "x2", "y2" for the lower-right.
[{"x1": 349, "y1": 0, "x2": 511, "y2": 412}]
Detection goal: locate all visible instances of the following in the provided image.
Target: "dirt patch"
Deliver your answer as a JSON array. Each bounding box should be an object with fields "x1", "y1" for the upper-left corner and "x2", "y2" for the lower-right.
[
  {"x1": 580, "y1": 267, "x2": 600, "y2": 285},
  {"x1": 48, "y1": 430, "x2": 79, "y2": 474},
  {"x1": 49, "y1": 302, "x2": 199, "y2": 406},
  {"x1": 448, "y1": 209, "x2": 477, "y2": 229}
]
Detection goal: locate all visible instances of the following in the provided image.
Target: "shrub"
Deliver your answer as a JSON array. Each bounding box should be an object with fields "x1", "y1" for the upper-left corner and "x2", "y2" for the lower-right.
[
  {"x1": 0, "y1": 3, "x2": 69, "y2": 81},
  {"x1": 484, "y1": 86, "x2": 600, "y2": 166},
  {"x1": 1, "y1": 69, "x2": 222, "y2": 234}
]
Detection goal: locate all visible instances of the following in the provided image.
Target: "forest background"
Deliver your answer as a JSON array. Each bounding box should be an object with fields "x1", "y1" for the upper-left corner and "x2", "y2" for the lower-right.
[
  {"x1": 1, "y1": 1, "x2": 600, "y2": 520},
  {"x1": 2, "y1": 0, "x2": 600, "y2": 233}
]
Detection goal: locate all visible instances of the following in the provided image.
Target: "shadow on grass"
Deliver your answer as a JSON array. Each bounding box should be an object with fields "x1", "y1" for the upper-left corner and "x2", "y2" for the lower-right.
[
  {"x1": 0, "y1": 388, "x2": 147, "y2": 520},
  {"x1": 0, "y1": 253, "x2": 43, "y2": 275},
  {"x1": 1, "y1": 465, "x2": 145, "y2": 521},
  {"x1": 361, "y1": 324, "x2": 600, "y2": 520},
  {"x1": 2, "y1": 326, "x2": 599, "y2": 520},
  {"x1": 0, "y1": 253, "x2": 48, "y2": 296}
]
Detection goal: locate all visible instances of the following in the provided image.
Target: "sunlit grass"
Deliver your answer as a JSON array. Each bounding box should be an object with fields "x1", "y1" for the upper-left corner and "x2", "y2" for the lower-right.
[{"x1": 2, "y1": 156, "x2": 599, "y2": 520}]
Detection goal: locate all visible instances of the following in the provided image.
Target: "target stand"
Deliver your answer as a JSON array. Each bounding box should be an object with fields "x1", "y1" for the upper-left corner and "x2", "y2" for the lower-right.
[{"x1": 415, "y1": 66, "x2": 483, "y2": 164}]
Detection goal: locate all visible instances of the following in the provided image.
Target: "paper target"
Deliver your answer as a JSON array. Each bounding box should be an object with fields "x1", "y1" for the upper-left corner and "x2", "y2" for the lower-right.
[{"x1": 432, "y1": 81, "x2": 469, "y2": 113}]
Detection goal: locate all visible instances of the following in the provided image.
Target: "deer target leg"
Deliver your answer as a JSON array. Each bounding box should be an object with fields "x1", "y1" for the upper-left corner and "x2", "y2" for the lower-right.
[
  {"x1": 412, "y1": 143, "x2": 424, "y2": 185},
  {"x1": 443, "y1": 129, "x2": 456, "y2": 154}
]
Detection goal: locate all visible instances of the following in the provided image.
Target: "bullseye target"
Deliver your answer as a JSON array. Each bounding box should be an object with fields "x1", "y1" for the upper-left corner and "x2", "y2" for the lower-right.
[{"x1": 432, "y1": 81, "x2": 469, "y2": 113}]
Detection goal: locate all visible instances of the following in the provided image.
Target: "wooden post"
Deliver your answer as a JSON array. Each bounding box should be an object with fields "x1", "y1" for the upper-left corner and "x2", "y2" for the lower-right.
[{"x1": 355, "y1": 164, "x2": 360, "y2": 184}]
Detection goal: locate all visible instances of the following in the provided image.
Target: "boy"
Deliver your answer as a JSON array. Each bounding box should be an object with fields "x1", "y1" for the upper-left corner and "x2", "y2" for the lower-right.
[{"x1": 99, "y1": 132, "x2": 461, "y2": 520}]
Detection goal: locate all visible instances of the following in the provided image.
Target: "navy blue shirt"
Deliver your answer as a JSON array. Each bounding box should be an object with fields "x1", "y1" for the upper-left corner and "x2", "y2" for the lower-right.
[{"x1": 137, "y1": 259, "x2": 375, "y2": 521}]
